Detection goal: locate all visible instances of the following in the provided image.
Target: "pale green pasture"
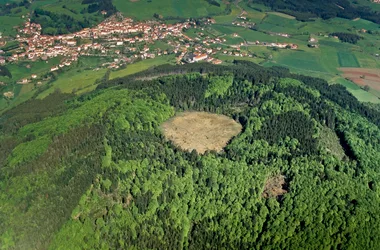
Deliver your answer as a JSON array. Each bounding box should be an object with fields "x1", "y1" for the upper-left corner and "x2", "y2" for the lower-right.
[{"x1": 109, "y1": 55, "x2": 176, "y2": 80}]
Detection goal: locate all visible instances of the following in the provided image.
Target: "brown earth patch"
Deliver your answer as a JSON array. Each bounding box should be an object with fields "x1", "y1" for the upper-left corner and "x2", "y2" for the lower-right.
[
  {"x1": 339, "y1": 67, "x2": 380, "y2": 91},
  {"x1": 262, "y1": 175, "x2": 288, "y2": 198},
  {"x1": 161, "y1": 111, "x2": 242, "y2": 154}
]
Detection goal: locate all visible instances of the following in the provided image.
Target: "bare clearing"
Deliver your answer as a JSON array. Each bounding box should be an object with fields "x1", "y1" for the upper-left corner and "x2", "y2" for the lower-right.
[
  {"x1": 263, "y1": 175, "x2": 288, "y2": 198},
  {"x1": 339, "y1": 67, "x2": 380, "y2": 91},
  {"x1": 267, "y1": 11, "x2": 296, "y2": 19},
  {"x1": 161, "y1": 111, "x2": 242, "y2": 154}
]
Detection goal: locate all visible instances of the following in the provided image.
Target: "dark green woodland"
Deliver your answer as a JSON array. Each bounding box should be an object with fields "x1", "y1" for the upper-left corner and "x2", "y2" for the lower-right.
[{"x1": 1, "y1": 61, "x2": 380, "y2": 249}]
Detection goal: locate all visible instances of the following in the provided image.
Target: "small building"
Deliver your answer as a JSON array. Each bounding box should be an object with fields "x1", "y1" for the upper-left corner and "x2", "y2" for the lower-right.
[
  {"x1": 3, "y1": 91, "x2": 14, "y2": 99},
  {"x1": 19, "y1": 78, "x2": 28, "y2": 84},
  {"x1": 51, "y1": 66, "x2": 59, "y2": 72},
  {"x1": 193, "y1": 53, "x2": 208, "y2": 62},
  {"x1": 67, "y1": 40, "x2": 77, "y2": 46},
  {"x1": 212, "y1": 59, "x2": 223, "y2": 65},
  {"x1": 183, "y1": 53, "x2": 208, "y2": 63}
]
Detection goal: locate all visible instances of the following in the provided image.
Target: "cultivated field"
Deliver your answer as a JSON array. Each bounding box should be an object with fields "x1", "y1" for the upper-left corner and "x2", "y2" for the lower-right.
[
  {"x1": 331, "y1": 77, "x2": 380, "y2": 104},
  {"x1": 339, "y1": 68, "x2": 380, "y2": 92},
  {"x1": 161, "y1": 111, "x2": 242, "y2": 154},
  {"x1": 274, "y1": 50, "x2": 327, "y2": 73},
  {"x1": 337, "y1": 51, "x2": 360, "y2": 67}
]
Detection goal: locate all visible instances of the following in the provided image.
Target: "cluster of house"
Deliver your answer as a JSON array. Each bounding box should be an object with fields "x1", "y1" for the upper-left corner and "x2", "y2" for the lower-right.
[
  {"x1": 182, "y1": 52, "x2": 222, "y2": 64},
  {"x1": 232, "y1": 15, "x2": 255, "y2": 29},
  {"x1": 8, "y1": 15, "x2": 193, "y2": 71},
  {"x1": 266, "y1": 42, "x2": 298, "y2": 49},
  {"x1": 1, "y1": 12, "x2": 303, "y2": 87},
  {"x1": 268, "y1": 32, "x2": 291, "y2": 38}
]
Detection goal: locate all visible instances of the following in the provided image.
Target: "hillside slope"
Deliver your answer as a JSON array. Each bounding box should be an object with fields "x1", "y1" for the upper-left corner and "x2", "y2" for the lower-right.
[
  {"x1": 1, "y1": 62, "x2": 380, "y2": 249},
  {"x1": 248, "y1": 0, "x2": 380, "y2": 23}
]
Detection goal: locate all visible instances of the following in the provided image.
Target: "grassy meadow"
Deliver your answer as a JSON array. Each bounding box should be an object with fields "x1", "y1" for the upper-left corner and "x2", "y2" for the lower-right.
[
  {"x1": 5, "y1": 57, "x2": 62, "y2": 80},
  {"x1": 213, "y1": 4, "x2": 241, "y2": 24},
  {"x1": 114, "y1": 0, "x2": 226, "y2": 20},
  {"x1": 109, "y1": 55, "x2": 176, "y2": 79},
  {"x1": 30, "y1": 0, "x2": 103, "y2": 22},
  {"x1": 332, "y1": 77, "x2": 380, "y2": 104},
  {"x1": 337, "y1": 51, "x2": 360, "y2": 67},
  {"x1": 0, "y1": 15, "x2": 25, "y2": 36},
  {"x1": 37, "y1": 68, "x2": 108, "y2": 99}
]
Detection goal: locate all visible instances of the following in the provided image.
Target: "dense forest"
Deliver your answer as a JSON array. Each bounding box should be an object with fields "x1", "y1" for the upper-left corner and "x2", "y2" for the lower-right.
[
  {"x1": 31, "y1": 8, "x2": 92, "y2": 35},
  {"x1": 30, "y1": 0, "x2": 116, "y2": 35},
  {"x1": 1, "y1": 61, "x2": 380, "y2": 249},
  {"x1": 330, "y1": 32, "x2": 363, "y2": 44},
  {"x1": 248, "y1": 0, "x2": 380, "y2": 23},
  {"x1": 0, "y1": 0, "x2": 30, "y2": 16},
  {"x1": 0, "y1": 66, "x2": 12, "y2": 78}
]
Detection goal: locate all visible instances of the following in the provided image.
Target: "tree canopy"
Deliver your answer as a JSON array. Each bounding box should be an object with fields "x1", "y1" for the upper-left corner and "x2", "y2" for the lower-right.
[{"x1": 1, "y1": 62, "x2": 380, "y2": 249}]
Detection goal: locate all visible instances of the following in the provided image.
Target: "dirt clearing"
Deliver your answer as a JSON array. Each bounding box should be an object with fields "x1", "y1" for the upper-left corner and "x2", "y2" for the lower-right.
[
  {"x1": 161, "y1": 111, "x2": 242, "y2": 154},
  {"x1": 339, "y1": 67, "x2": 380, "y2": 92},
  {"x1": 263, "y1": 175, "x2": 288, "y2": 199}
]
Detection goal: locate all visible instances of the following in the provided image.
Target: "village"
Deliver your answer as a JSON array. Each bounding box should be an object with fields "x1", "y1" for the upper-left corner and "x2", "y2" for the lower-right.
[{"x1": 1, "y1": 12, "x2": 299, "y2": 89}]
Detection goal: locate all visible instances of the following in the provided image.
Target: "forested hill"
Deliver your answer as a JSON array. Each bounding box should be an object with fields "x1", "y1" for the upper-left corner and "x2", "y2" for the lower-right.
[
  {"x1": 248, "y1": 0, "x2": 380, "y2": 23},
  {"x1": 30, "y1": 0, "x2": 117, "y2": 35},
  {"x1": 1, "y1": 62, "x2": 380, "y2": 249}
]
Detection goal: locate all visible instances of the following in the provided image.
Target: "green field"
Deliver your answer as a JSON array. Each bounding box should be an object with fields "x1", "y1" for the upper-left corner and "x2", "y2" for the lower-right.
[
  {"x1": 0, "y1": 57, "x2": 63, "y2": 83},
  {"x1": 0, "y1": 16, "x2": 24, "y2": 36},
  {"x1": 273, "y1": 50, "x2": 327, "y2": 72},
  {"x1": 149, "y1": 40, "x2": 173, "y2": 51},
  {"x1": 37, "y1": 0, "x2": 102, "y2": 23},
  {"x1": 259, "y1": 13, "x2": 299, "y2": 32},
  {"x1": 109, "y1": 55, "x2": 176, "y2": 80},
  {"x1": 354, "y1": 52, "x2": 379, "y2": 68},
  {"x1": 37, "y1": 68, "x2": 108, "y2": 99},
  {"x1": 238, "y1": 2, "x2": 267, "y2": 23},
  {"x1": 332, "y1": 77, "x2": 380, "y2": 103},
  {"x1": 351, "y1": 0, "x2": 380, "y2": 11},
  {"x1": 212, "y1": 24, "x2": 238, "y2": 35},
  {"x1": 114, "y1": 0, "x2": 226, "y2": 20},
  {"x1": 0, "y1": 56, "x2": 110, "y2": 111},
  {"x1": 337, "y1": 51, "x2": 360, "y2": 67},
  {"x1": 350, "y1": 18, "x2": 380, "y2": 31},
  {"x1": 0, "y1": 84, "x2": 37, "y2": 115},
  {"x1": 214, "y1": 4, "x2": 241, "y2": 24},
  {"x1": 211, "y1": 24, "x2": 292, "y2": 44}
]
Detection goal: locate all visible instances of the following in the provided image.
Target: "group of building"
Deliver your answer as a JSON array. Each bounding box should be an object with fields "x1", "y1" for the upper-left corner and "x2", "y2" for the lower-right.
[{"x1": 0, "y1": 12, "x2": 302, "y2": 87}]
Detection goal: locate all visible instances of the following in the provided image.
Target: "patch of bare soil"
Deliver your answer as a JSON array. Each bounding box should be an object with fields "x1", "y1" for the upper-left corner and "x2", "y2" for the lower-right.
[
  {"x1": 161, "y1": 111, "x2": 242, "y2": 154},
  {"x1": 263, "y1": 175, "x2": 288, "y2": 198},
  {"x1": 339, "y1": 67, "x2": 380, "y2": 91}
]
